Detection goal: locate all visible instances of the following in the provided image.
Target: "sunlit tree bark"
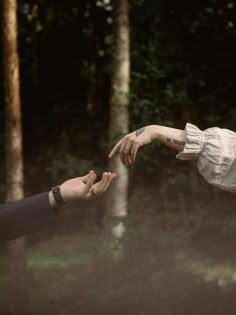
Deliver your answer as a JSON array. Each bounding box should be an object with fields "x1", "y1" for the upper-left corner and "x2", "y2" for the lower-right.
[
  {"x1": 105, "y1": 0, "x2": 130, "y2": 240},
  {"x1": 2, "y1": 0, "x2": 28, "y2": 313}
]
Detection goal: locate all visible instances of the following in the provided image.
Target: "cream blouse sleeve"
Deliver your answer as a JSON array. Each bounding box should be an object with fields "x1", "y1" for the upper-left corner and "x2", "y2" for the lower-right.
[{"x1": 176, "y1": 123, "x2": 236, "y2": 192}]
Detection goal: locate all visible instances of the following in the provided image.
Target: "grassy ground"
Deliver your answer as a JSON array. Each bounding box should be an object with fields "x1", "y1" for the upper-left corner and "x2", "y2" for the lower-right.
[{"x1": 1, "y1": 192, "x2": 236, "y2": 315}]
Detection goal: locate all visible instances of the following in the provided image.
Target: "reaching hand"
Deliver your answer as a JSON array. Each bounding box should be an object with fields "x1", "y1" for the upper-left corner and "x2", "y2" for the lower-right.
[
  {"x1": 109, "y1": 126, "x2": 156, "y2": 165},
  {"x1": 60, "y1": 170, "x2": 117, "y2": 203}
]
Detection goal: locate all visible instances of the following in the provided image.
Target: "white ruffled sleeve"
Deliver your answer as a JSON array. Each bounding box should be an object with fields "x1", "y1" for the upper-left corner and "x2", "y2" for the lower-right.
[
  {"x1": 176, "y1": 123, "x2": 204, "y2": 160},
  {"x1": 177, "y1": 123, "x2": 236, "y2": 192}
]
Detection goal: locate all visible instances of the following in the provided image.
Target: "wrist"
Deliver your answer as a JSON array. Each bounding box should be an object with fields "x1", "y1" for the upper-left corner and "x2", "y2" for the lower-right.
[
  {"x1": 50, "y1": 186, "x2": 66, "y2": 208},
  {"x1": 48, "y1": 191, "x2": 56, "y2": 208},
  {"x1": 59, "y1": 184, "x2": 70, "y2": 203},
  {"x1": 149, "y1": 125, "x2": 161, "y2": 142}
]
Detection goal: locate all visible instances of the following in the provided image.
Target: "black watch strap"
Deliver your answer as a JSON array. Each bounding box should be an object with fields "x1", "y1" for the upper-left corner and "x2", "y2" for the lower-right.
[{"x1": 51, "y1": 185, "x2": 66, "y2": 208}]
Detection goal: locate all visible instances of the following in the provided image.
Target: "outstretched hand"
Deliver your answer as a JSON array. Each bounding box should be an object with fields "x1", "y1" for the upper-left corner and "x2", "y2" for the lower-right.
[
  {"x1": 60, "y1": 170, "x2": 117, "y2": 203},
  {"x1": 109, "y1": 126, "x2": 156, "y2": 165}
]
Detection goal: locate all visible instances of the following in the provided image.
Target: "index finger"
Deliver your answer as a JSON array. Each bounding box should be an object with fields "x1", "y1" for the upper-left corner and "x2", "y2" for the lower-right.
[{"x1": 108, "y1": 138, "x2": 123, "y2": 158}]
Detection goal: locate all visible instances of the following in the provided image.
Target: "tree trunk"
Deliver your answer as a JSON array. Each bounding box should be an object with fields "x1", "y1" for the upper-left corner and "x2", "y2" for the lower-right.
[
  {"x1": 105, "y1": 0, "x2": 130, "y2": 241},
  {"x1": 2, "y1": 0, "x2": 28, "y2": 313}
]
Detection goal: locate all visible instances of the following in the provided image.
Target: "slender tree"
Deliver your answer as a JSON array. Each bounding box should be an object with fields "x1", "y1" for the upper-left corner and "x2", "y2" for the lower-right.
[
  {"x1": 105, "y1": 0, "x2": 130, "y2": 239},
  {"x1": 2, "y1": 0, "x2": 28, "y2": 313}
]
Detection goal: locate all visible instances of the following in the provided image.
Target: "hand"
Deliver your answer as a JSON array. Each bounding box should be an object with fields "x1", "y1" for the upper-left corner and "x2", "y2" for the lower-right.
[
  {"x1": 109, "y1": 126, "x2": 157, "y2": 165},
  {"x1": 59, "y1": 170, "x2": 116, "y2": 203},
  {"x1": 88, "y1": 172, "x2": 117, "y2": 198}
]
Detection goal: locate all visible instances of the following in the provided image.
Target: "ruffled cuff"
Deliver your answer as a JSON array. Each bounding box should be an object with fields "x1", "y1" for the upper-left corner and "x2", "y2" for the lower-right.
[{"x1": 176, "y1": 123, "x2": 205, "y2": 160}]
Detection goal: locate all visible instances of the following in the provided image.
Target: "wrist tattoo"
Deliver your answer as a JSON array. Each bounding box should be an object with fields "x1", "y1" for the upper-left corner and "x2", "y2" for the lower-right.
[
  {"x1": 173, "y1": 139, "x2": 186, "y2": 146},
  {"x1": 136, "y1": 127, "x2": 145, "y2": 137},
  {"x1": 166, "y1": 137, "x2": 185, "y2": 147}
]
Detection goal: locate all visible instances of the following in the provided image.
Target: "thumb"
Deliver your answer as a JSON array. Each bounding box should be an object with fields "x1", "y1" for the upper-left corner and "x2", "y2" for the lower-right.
[{"x1": 83, "y1": 171, "x2": 97, "y2": 193}]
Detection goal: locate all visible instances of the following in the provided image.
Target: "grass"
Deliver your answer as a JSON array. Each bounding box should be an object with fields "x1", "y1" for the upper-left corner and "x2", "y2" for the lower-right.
[{"x1": 1, "y1": 203, "x2": 236, "y2": 314}]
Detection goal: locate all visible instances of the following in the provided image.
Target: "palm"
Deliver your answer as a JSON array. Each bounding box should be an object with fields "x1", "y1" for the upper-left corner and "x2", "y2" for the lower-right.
[{"x1": 60, "y1": 171, "x2": 116, "y2": 202}]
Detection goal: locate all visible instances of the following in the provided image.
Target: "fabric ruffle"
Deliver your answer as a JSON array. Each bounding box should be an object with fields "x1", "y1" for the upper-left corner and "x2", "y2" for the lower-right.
[
  {"x1": 177, "y1": 123, "x2": 236, "y2": 192},
  {"x1": 176, "y1": 123, "x2": 204, "y2": 160}
]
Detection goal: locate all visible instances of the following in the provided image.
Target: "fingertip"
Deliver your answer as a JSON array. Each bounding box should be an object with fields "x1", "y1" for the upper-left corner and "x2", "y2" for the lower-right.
[{"x1": 90, "y1": 170, "x2": 97, "y2": 179}]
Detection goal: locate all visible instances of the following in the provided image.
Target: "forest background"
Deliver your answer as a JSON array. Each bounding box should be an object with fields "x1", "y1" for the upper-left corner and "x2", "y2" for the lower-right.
[{"x1": 1, "y1": 0, "x2": 236, "y2": 314}]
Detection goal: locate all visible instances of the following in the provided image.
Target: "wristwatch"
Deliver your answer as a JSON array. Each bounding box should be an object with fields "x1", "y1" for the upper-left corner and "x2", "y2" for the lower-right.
[{"x1": 51, "y1": 185, "x2": 66, "y2": 208}]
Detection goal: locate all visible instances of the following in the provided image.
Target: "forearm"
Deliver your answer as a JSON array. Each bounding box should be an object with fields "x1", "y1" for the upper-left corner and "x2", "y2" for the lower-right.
[
  {"x1": 0, "y1": 192, "x2": 56, "y2": 242},
  {"x1": 149, "y1": 125, "x2": 186, "y2": 152}
]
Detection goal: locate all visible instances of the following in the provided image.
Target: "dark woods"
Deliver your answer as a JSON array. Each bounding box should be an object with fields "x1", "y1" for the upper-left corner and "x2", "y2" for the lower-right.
[
  {"x1": 1, "y1": 1, "x2": 236, "y2": 315},
  {"x1": 0, "y1": 0, "x2": 235, "y2": 180},
  {"x1": 0, "y1": 0, "x2": 235, "y2": 225}
]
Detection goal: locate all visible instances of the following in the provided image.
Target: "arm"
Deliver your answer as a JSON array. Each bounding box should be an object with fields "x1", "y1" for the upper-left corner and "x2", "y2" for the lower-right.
[
  {"x1": 0, "y1": 192, "x2": 55, "y2": 242},
  {"x1": 0, "y1": 171, "x2": 116, "y2": 242},
  {"x1": 149, "y1": 125, "x2": 186, "y2": 151},
  {"x1": 109, "y1": 125, "x2": 186, "y2": 165},
  {"x1": 109, "y1": 123, "x2": 236, "y2": 192}
]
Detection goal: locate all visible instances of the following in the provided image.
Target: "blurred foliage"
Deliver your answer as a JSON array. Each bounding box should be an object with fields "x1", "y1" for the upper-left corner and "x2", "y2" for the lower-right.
[{"x1": 43, "y1": 152, "x2": 101, "y2": 181}]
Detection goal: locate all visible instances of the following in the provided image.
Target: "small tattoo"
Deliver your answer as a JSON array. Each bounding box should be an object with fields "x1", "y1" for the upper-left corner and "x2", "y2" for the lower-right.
[
  {"x1": 166, "y1": 138, "x2": 185, "y2": 146},
  {"x1": 173, "y1": 139, "x2": 186, "y2": 146},
  {"x1": 136, "y1": 127, "x2": 145, "y2": 137}
]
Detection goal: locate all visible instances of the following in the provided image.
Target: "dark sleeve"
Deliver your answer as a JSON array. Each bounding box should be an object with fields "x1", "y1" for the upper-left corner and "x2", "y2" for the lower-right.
[{"x1": 0, "y1": 192, "x2": 57, "y2": 242}]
